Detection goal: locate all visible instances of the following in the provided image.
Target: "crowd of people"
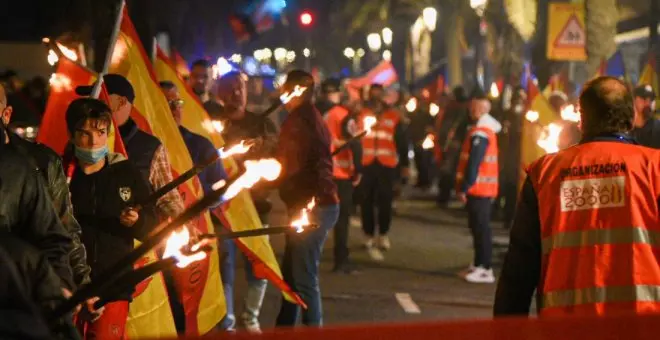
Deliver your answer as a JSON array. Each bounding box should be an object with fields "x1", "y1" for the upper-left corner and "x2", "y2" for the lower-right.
[{"x1": 1, "y1": 54, "x2": 659, "y2": 339}]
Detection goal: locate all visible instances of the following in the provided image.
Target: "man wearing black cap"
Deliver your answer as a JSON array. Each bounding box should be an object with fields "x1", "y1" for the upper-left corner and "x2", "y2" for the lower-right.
[
  {"x1": 318, "y1": 78, "x2": 363, "y2": 273},
  {"x1": 455, "y1": 89, "x2": 501, "y2": 284},
  {"x1": 275, "y1": 70, "x2": 339, "y2": 326},
  {"x1": 76, "y1": 74, "x2": 185, "y2": 220},
  {"x1": 631, "y1": 84, "x2": 659, "y2": 148}
]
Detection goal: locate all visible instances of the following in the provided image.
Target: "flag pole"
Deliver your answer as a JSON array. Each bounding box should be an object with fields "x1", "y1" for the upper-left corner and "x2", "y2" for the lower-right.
[{"x1": 90, "y1": 0, "x2": 126, "y2": 99}]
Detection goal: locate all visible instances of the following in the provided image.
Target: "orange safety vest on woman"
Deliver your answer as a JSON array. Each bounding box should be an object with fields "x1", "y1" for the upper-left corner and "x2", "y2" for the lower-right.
[
  {"x1": 528, "y1": 141, "x2": 660, "y2": 317},
  {"x1": 360, "y1": 108, "x2": 400, "y2": 168},
  {"x1": 455, "y1": 126, "x2": 499, "y2": 197},
  {"x1": 325, "y1": 105, "x2": 355, "y2": 180}
]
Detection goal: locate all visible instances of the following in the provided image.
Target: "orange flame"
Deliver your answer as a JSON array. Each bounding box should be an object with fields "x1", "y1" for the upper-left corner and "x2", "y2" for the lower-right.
[
  {"x1": 290, "y1": 198, "x2": 316, "y2": 233},
  {"x1": 405, "y1": 98, "x2": 417, "y2": 112},
  {"x1": 219, "y1": 140, "x2": 253, "y2": 159},
  {"x1": 217, "y1": 158, "x2": 282, "y2": 200},
  {"x1": 49, "y1": 73, "x2": 72, "y2": 92},
  {"x1": 537, "y1": 123, "x2": 563, "y2": 154},
  {"x1": 57, "y1": 43, "x2": 78, "y2": 61},
  {"x1": 422, "y1": 134, "x2": 435, "y2": 150},
  {"x1": 202, "y1": 120, "x2": 225, "y2": 134},
  {"x1": 280, "y1": 85, "x2": 307, "y2": 104},
  {"x1": 163, "y1": 227, "x2": 207, "y2": 268},
  {"x1": 561, "y1": 104, "x2": 580, "y2": 122}
]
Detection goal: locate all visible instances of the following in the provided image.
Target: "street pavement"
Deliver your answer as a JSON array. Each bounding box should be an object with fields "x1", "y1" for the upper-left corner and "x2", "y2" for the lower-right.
[{"x1": 229, "y1": 187, "x2": 514, "y2": 330}]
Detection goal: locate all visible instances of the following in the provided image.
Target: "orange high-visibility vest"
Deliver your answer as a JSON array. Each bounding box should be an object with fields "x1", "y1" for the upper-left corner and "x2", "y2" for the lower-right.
[
  {"x1": 455, "y1": 126, "x2": 499, "y2": 197},
  {"x1": 324, "y1": 105, "x2": 355, "y2": 180},
  {"x1": 360, "y1": 108, "x2": 400, "y2": 168},
  {"x1": 528, "y1": 141, "x2": 660, "y2": 317}
]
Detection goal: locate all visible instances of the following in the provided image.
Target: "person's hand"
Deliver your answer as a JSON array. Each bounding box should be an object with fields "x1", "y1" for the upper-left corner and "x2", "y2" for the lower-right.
[
  {"x1": 458, "y1": 192, "x2": 467, "y2": 203},
  {"x1": 120, "y1": 208, "x2": 139, "y2": 227},
  {"x1": 352, "y1": 174, "x2": 362, "y2": 187},
  {"x1": 79, "y1": 297, "x2": 104, "y2": 323},
  {"x1": 61, "y1": 288, "x2": 81, "y2": 314}
]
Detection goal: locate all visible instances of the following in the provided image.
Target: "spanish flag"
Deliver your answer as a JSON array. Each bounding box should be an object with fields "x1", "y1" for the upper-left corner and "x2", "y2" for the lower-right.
[
  {"x1": 542, "y1": 70, "x2": 568, "y2": 98},
  {"x1": 110, "y1": 8, "x2": 223, "y2": 336},
  {"x1": 520, "y1": 77, "x2": 556, "y2": 185},
  {"x1": 172, "y1": 49, "x2": 191, "y2": 80},
  {"x1": 38, "y1": 56, "x2": 176, "y2": 336},
  {"x1": 638, "y1": 53, "x2": 659, "y2": 98},
  {"x1": 153, "y1": 48, "x2": 304, "y2": 307}
]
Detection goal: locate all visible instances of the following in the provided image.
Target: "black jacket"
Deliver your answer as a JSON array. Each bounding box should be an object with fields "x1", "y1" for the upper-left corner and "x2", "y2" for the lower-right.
[
  {"x1": 0, "y1": 145, "x2": 74, "y2": 290},
  {"x1": 8, "y1": 133, "x2": 91, "y2": 288},
  {"x1": 633, "y1": 118, "x2": 660, "y2": 149},
  {"x1": 68, "y1": 153, "x2": 157, "y2": 301},
  {"x1": 0, "y1": 234, "x2": 79, "y2": 340}
]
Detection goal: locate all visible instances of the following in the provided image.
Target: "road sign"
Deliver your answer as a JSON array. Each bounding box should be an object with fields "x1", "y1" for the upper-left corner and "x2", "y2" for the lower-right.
[{"x1": 547, "y1": 3, "x2": 587, "y2": 61}]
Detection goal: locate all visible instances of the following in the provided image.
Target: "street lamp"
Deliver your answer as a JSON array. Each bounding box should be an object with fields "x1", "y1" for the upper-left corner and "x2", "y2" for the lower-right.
[
  {"x1": 230, "y1": 54, "x2": 242, "y2": 63},
  {"x1": 381, "y1": 27, "x2": 393, "y2": 46},
  {"x1": 367, "y1": 33, "x2": 382, "y2": 52},
  {"x1": 262, "y1": 48, "x2": 273, "y2": 60},
  {"x1": 303, "y1": 48, "x2": 311, "y2": 58},
  {"x1": 274, "y1": 48, "x2": 287, "y2": 62},
  {"x1": 344, "y1": 47, "x2": 355, "y2": 59},
  {"x1": 422, "y1": 7, "x2": 438, "y2": 32},
  {"x1": 357, "y1": 48, "x2": 365, "y2": 57},
  {"x1": 286, "y1": 51, "x2": 296, "y2": 63}
]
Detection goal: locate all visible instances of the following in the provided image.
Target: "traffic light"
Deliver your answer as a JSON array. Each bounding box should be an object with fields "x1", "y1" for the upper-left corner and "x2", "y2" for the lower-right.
[{"x1": 299, "y1": 10, "x2": 313, "y2": 26}]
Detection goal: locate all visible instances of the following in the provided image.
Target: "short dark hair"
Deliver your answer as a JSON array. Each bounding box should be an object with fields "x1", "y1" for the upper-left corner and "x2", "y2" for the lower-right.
[
  {"x1": 159, "y1": 80, "x2": 176, "y2": 91},
  {"x1": 65, "y1": 98, "x2": 113, "y2": 136},
  {"x1": 579, "y1": 76, "x2": 634, "y2": 138},
  {"x1": 191, "y1": 59, "x2": 210, "y2": 69}
]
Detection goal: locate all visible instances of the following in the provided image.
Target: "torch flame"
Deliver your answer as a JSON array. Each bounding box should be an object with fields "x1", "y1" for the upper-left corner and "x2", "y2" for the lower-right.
[
  {"x1": 218, "y1": 158, "x2": 282, "y2": 200},
  {"x1": 56, "y1": 43, "x2": 78, "y2": 61},
  {"x1": 429, "y1": 103, "x2": 440, "y2": 117},
  {"x1": 163, "y1": 227, "x2": 208, "y2": 268},
  {"x1": 49, "y1": 73, "x2": 72, "y2": 92},
  {"x1": 363, "y1": 116, "x2": 377, "y2": 134},
  {"x1": 280, "y1": 85, "x2": 308, "y2": 104},
  {"x1": 525, "y1": 110, "x2": 539, "y2": 123},
  {"x1": 422, "y1": 134, "x2": 435, "y2": 150},
  {"x1": 537, "y1": 123, "x2": 563, "y2": 154},
  {"x1": 47, "y1": 50, "x2": 59, "y2": 66},
  {"x1": 290, "y1": 198, "x2": 316, "y2": 233},
  {"x1": 219, "y1": 140, "x2": 253, "y2": 159},
  {"x1": 203, "y1": 120, "x2": 225, "y2": 134},
  {"x1": 561, "y1": 104, "x2": 580, "y2": 123},
  {"x1": 406, "y1": 98, "x2": 417, "y2": 113}
]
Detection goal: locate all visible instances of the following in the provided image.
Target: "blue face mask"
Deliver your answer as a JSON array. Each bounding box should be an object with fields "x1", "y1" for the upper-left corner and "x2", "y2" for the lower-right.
[{"x1": 74, "y1": 145, "x2": 109, "y2": 165}]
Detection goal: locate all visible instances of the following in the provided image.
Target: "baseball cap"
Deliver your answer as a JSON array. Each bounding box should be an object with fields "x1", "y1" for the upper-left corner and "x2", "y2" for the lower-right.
[
  {"x1": 633, "y1": 84, "x2": 656, "y2": 100},
  {"x1": 76, "y1": 74, "x2": 136, "y2": 103}
]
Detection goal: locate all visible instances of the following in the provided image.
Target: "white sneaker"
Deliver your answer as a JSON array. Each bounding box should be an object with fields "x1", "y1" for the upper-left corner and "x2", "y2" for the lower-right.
[
  {"x1": 465, "y1": 267, "x2": 495, "y2": 283},
  {"x1": 458, "y1": 263, "x2": 476, "y2": 278},
  {"x1": 379, "y1": 235, "x2": 391, "y2": 251},
  {"x1": 350, "y1": 217, "x2": 361, "y2": 228},
  {"x1": 367, "y1": 247, "x2": 385, "y2": 261},
  {"x1": 364, "y1": 237, "x2": 375, "y2": 249},
  {"x1": 244, "y1": 323, "x2": 262, "y2": 334}
]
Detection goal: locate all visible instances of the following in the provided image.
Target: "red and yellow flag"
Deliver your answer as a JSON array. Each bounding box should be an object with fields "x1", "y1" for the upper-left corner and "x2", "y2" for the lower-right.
[
  {"x1": 38, "y1": 56, "x2": 176, "y2": 336},
  {"x1": 172, "y1": 49, "x2": 191, "y2": 80},
  {"x1": 110, "y1": 9, "x2": 223, "y2": 336},
  {"x1": 520, "y1": 78, "x2": 556, "y2": 185},
  {"x1": 638, "y1": 53, "x2": 659, "y2": 98},
  {"x1": 154, "y1": 48, "x2": 303, "y2": 306}
]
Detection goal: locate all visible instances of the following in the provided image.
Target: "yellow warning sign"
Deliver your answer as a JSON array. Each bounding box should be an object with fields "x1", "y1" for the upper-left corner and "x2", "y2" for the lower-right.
[{"x1": 547, "y1": 2, "x2": 586, "y2": 61}]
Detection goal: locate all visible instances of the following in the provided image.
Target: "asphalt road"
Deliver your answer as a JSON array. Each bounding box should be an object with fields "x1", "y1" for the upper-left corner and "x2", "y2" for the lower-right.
[{"x1": 228, "y1": 190, "x2": 513, "y2": 331}]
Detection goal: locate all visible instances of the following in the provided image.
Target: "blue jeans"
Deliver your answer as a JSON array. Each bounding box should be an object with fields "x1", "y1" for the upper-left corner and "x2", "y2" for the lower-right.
[
  {"x1": 275, "y1": 204, "x2": 339, "y2": 327},
  {"x1": 219, "y1": 239, "x2": 268, "y2": 330}
]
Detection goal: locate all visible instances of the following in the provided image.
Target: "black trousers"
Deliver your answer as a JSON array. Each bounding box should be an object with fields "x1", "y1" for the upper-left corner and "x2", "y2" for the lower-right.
[
  {"x1": 334, "y1": 179, "x2": 353, "y2": 267},
  {"x1": 360, "y1": 163, "x2": 396, "y2": 236},
  {"x1": 466, "y1": 196, "x2": 493, "y2": 269},
  {"x1": 413, "y1": 145, "x2": 432, "y2": 187}
]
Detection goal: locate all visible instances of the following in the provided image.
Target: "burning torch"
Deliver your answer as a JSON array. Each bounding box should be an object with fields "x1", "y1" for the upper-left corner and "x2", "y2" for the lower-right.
[
  {"x1": 49, "y1": 157, "x2": 298, "y2": 320},
  {"x1": 331, "y1": 116, "x2": 378, "y2": 156},
  {"x1": 256, "y1": 84, "x2": 308, "y2": 118}
]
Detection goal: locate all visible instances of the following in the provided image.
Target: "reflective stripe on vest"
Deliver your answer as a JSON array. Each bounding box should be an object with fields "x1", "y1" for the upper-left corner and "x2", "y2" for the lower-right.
[
  {"x1": 326, "y1": 105, "x2": 355, "y2": 180},
  {"x1": 543, "y1": 285, "x2": 660, "y2": 309},
  {"x1": 364, "y1": 130, "x2": 394, "y2": 141},
  {"x1": 542, "y1": 226, "x2": 660, "y2": 255}
]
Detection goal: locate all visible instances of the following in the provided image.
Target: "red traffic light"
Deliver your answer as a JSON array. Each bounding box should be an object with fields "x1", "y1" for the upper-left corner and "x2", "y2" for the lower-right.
[{"x1": 300, "y1": 11, "x2": 313, "y2": 26}]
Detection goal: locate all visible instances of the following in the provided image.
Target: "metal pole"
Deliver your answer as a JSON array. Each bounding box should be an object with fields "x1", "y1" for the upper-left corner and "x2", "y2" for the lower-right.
[{"x1": 91, "y1": 0, "x2": 126, "y2": 99}]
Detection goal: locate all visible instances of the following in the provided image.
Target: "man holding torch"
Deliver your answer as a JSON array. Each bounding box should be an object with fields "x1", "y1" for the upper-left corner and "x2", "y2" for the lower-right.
[
  {"x1": 63, "y1": 98, "x2": 158, "y2": 339},
  {"x1": 211, "y1": 71, "x2": 277, "y2": 333},
  {"x1": 318, "y1": 79, "x2": 363, "y2": 274},
  {"x1": 275, "y1": 70, "x2": 339, "y2": 327}
]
